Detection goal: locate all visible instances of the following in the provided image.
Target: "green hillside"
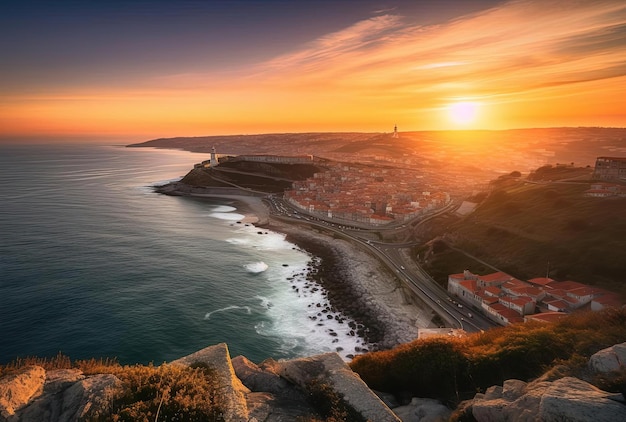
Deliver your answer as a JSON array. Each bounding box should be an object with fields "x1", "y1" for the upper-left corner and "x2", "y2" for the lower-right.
[{"x1": 428, "y1": 173, "x2": 626, "y2": 296}]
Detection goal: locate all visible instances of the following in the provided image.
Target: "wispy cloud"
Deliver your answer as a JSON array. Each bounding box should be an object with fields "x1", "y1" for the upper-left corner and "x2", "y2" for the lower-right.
[
  {"x1": 4, "y1": 0, "x2": 626, "y2": 136},
  {"x1": 233, "y1": 0, "x2": 626, "y2": 120}
]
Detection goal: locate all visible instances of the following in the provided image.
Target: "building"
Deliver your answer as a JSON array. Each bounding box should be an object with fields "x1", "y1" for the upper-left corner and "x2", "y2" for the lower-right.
[
  {"x1": 448, "y1": 269, "x2": 623, "y2": 326},
  {"x1": 593, "y1": 157, "x2": 626, "y2": 181}
]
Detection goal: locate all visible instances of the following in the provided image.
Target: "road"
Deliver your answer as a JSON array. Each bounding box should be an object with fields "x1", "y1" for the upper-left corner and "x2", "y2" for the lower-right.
[{"x1": 265, "y1": 195, "x2": 498, "y2": 333}]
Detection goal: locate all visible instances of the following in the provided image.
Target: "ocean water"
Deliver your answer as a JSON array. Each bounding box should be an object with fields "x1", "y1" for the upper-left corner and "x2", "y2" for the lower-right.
[{"x1": 0, "y1": 143, "x2": 365, "y2": 365}]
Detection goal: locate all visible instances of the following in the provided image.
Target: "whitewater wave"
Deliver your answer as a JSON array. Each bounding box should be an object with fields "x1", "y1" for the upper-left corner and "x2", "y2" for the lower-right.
[
  {"x1": 212, "y1": 205, "x2": 237, "y2": 213},
  {"x1": 204, "y1": 305, "x2": 252, "y2": 320},
  {"x1": 209, "y1": 212, "x2": 245, "y2": 221},
  {"x1": 255, "y1": 295, "x2": 273, "y2": 309},
  {"x1": 225, "y1": 238, "x2": 250, "y2": 246},
  {"x1": 244, "y1": 262, "x2": 269, "y2": 273}
]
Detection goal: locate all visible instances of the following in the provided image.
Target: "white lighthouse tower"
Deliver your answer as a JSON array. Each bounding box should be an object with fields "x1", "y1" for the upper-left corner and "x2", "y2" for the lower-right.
[
  {"x1": 392, "y1": 124, "x2": 399, "y2": 138},
  {"x1": 210, "y1": 146, "x2": 218, "y2": 167}
]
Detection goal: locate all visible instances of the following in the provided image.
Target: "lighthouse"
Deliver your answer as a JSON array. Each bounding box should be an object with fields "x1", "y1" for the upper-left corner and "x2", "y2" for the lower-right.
[
  {"x1": 392, "y1": 124, "x2": 399, "y2": 139},
  {"x1": 210, "y1": 146, "x2": 218, "y2": 167}
]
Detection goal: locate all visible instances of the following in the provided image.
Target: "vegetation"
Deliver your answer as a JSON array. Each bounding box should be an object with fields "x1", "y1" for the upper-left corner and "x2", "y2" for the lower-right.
[
  {"x1": 303, "y1": 379, "x2": 367, "y2": 422},
  {"x1": 0, "y1": 356, "x2": 223, "y2": 421},
  {"x1": 423, "y1": 174, "x2": 626, "y2": 297},
  {"x1": 350, "y1": 308, "x2": 626, "y2": 405}
]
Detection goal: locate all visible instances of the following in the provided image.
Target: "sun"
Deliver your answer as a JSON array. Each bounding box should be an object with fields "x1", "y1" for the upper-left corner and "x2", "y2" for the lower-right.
[{"x1": 448, "y1": 101, "x2": 479, "y2": 125}]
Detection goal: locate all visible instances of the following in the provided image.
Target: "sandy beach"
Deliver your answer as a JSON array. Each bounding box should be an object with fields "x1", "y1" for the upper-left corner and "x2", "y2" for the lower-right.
[{"x1": 157, "y1": 182, "x2": 435, "y2": 350}]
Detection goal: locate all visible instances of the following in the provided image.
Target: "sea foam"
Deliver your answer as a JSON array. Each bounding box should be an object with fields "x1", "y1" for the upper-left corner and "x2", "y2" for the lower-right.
[{"x1": 244, "y1": 262, "x2": 269, "y2": 273}]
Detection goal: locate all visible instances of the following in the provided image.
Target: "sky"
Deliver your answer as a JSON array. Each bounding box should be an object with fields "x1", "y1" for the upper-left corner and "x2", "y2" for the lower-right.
[{"x1": 1, "y1": 0, "x2": 626, "y2": 142}]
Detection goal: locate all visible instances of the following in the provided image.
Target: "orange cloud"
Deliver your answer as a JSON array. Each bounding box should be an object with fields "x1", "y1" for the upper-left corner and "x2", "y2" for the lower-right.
[{"x1": 2, "y1": 0, "x2": 625, "y2": 139}]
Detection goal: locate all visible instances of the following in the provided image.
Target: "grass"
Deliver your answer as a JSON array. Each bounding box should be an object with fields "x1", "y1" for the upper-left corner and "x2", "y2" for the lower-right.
[
  {"x1": 431, "y1": 177, "x2": 626, "y2": 296},
  {"x1": 350, "y1": 308, "x2": 626, "y2": 406},
  {"x1": 0, "y1": 356, "x2": 223, "y2": 421}
]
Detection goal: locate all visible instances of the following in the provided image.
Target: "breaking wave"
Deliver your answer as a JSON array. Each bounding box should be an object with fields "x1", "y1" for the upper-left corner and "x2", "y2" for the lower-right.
[{"x1": 244, "y1": 262, "x2": 269, "y2": 273}]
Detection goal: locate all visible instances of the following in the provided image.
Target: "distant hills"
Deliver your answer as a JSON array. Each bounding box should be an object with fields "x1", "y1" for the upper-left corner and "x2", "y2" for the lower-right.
[{"x1": 129, "y1": 127, "x2": 626, "y2": 177}]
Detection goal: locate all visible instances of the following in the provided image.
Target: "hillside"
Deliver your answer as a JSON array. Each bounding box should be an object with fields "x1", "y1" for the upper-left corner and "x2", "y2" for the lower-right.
[
  {"x1": 177, "y1": 160, "x2": 327, "y2": 193},
  {"x1": 419, "y1": 168, "x2": 626, "y2": 297}
]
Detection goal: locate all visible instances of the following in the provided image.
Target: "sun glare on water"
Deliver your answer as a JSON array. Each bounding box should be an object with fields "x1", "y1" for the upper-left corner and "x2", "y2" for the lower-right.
[{"x1": 448, "y1": 101, "x2": 480, "y2": 125}]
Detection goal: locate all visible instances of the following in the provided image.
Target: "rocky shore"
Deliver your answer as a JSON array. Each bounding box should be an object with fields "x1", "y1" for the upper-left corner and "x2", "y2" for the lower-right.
[{"x1": 156, "y1": 181, "x2": 435, "y2": 352}]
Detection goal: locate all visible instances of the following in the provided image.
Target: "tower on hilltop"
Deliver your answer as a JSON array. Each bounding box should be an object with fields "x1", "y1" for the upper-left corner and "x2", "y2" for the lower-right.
[
  {"x1": 392, "y1": 124, "x2": 399, "y2": 138},
  {"x1": 210, "y1": 146, "x2": 218, "y2": 167}
]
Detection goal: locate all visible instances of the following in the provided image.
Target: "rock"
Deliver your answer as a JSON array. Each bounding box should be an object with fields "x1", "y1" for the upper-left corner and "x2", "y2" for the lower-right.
[
  {"x1": 470, "y1": 376, "x2": 626, "y2": 422},
  {"x1": 589, "y1": 342, "x2": 626, "y2": 373},
  {"x1": 0, "y1": 365, "x2": 46, "y2": 419},
  {"x1": 502, "y1": 379, "x2": 527, "y2": 401},
  {"x1": 43, "y1": 369, "x2": 85, "y2": 395},
  {"x1": 392, "y1": 397, "x2": 451, "y2": 422},
  {"x1": 17, "y1": 373, "x2": 121, "y2": 422},
  {"x1": 232, "y1": 356, "x2": 304, "y2": 401},
  {"x1": 375, "y1": 390, "x2": 400, "y2": 409},
  {"x1": 172, "y1": 343, "x2": 249, "y2": 422},
  {"x1": 245, "y1": 391, "x2": 317, "y2": 422},
  {"x1": 539, "y1": 377, "x2": 626, "y2": 422},
  {"x1": 276, "y1": 352, "x2": 401, "y2": 422}
]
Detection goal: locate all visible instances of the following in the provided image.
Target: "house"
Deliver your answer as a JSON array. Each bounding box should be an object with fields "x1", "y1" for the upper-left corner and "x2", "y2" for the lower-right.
[
  {"x1": 527, "y1": 277, "x2": 554, "y2": 288},
  {"x1": 591, "y1": 293, "x2": 624, "y2": 311},
  {"x1": 499, "y1": 295, "x2": 536, "y2": 316},
  {"x1": 525, "y1": 312, "x2": 567, "y2": 324},
  {"x1": 477, "y1": 272, "x2": 514, "y2": 287},
  {"x1": 593, "y1": 156, "x2": 626, "y2": 181}
]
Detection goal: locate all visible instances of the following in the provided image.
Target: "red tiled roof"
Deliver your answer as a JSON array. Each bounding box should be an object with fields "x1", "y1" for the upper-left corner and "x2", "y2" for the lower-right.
[
  {"x1": 544, "y1": 299, "x2": 569, "y2": 310},
  {"x1": 513, "y1": 286, "x2": 544, "y2": 298},
  {"x1": 525, "y1": 312, "x2": 567, "y2": 323},
  {"x1": 528, "y1": 277, "x2": 554, "y2": 286},
  {"x1": 479, "y1": 272, "x2": 513, "y2": 283},
  {"x1": 547, "y1": 280, "x2": 587, "y2": 291},
  {"x1": 459, "y1": 279, "x2": 478, "y2": 291},
  {"x1": 568, "y1": 287, "x2": 596, "y2": 297},
  {"x1": 485, "y1": 286, "x2": 502, "y2": 297}
]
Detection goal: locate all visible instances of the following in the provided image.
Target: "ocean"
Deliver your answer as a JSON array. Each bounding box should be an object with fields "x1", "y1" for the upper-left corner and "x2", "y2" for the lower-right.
[{"x1": 0, "y1": 143, "x2": 365, "y2": 365}]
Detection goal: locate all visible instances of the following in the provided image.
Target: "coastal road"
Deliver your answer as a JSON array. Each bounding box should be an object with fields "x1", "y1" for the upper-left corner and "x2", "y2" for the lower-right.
[{"x1": 266, "y1": 196, "x2": 498, "y2": 333}]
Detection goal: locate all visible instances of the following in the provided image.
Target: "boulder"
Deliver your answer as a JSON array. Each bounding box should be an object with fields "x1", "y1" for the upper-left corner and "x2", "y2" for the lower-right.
[
  {"x1": 276, "y1": 352, "x2": 401, "y2": 422},
  {"x1": 392, "y1": 397, "x2": 451, "y2": 422},
  {"x1": 172, "y1": 343, "x2": 249, "y2": 422},
  {"x1": 232, "y1": 355, "x2": 318, "y2": 420},
  {"x1": 470, "y1": 376, "x2": 626, "y2": 422},
  {"x1": 589, "y1": 342, "x2": 626, "y2": 373},
  {"x1": 12, "y1": 369, "x2": 86, "y2": 422},
  {"x1": 232, "y1": 356, "x2": 307, "y2": 401},
  {"x1": 16, "y1": 373, "x2": 121, "y2": 422},
  {"x1": 539, "y1": 377, "x2": 626, "y2": 422},
  {"x1": 0, "y1": 366, "x2": 46, "y2": 419}
]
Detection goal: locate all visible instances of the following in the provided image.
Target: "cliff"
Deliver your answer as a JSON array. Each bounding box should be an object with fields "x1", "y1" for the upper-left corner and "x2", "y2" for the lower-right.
[
  {"x1": 0, "y1": 344, "x2": 404, "y2": 422},
  {"x1": 2, "y1": 342, "x2": 624, "y2": 421}
]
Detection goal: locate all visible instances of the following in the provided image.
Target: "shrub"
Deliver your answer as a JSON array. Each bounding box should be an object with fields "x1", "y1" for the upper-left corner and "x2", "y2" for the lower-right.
[{"x1": 351, "y1": 308, "x2": 626, "y2": 405}]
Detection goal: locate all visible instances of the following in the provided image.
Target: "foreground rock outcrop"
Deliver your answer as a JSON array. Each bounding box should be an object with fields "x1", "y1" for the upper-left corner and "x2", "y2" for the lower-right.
[
  {"x1": 458, "y1": 341, "x2": 626, "y2": 422},
  {"x1": 4, "y1": 341, "x2": 625, "y2": 421},
  {"x1": 0, "y1": 344, "x2": 400, "y2": 422},
  {"x1": 0, "y1": 366, "x2": 120, "y2": 422}
]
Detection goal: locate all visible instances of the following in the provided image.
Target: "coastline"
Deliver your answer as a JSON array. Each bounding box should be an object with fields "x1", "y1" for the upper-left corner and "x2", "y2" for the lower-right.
[{"x1": 157, "y1": 182, "x2": 435, "y2": 350}]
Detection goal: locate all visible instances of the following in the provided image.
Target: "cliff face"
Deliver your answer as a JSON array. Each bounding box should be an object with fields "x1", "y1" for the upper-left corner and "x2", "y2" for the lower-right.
[
  {"x1": 0, "y1": 344, "x2": 403, "y2": 422},
  {"x1": 2, "y1": 342, "x2": 624, "y2": 421}
]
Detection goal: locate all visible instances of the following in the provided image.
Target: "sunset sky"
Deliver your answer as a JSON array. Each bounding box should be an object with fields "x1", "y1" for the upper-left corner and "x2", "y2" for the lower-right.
[{"x1": 2, "y1": 0, "x2": 626, "y2": 142}]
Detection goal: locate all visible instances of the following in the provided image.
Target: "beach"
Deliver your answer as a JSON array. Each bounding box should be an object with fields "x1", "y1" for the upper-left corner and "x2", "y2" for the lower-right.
[{"x1": 158, "y1": 182, "x2": 435, "y2": 350}]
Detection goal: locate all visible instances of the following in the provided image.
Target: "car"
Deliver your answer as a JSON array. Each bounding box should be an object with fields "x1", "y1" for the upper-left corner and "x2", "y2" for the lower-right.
[
  {"x1": 468, "y1": 313, "x2": 473, "y2": 318},
  {"x1": 457, "y1": 303, "x2": 463, "y2": 308}
]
